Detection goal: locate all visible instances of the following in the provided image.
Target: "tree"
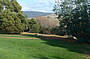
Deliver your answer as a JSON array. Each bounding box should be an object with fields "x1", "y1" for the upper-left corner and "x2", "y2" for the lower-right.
[
  {"x1": 54, "y1": 0, "x2": 90, "y2": 42},
  {"x1": 0, "y1": 0, "x2": 28, "y2": 34},
  {"x1": 27, "y1": 18, "x2": 41, "y2": 33}
]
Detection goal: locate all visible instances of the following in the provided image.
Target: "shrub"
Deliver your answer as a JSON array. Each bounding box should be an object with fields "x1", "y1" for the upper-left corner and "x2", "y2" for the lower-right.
[{"x1": 27, "y1": 18, "x2": 41, "y2": 33}]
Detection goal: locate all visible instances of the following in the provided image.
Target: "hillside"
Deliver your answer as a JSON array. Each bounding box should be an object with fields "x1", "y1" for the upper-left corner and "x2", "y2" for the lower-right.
[{"x1": 23, "y1": 11, "x2": 53, "y2": 18}]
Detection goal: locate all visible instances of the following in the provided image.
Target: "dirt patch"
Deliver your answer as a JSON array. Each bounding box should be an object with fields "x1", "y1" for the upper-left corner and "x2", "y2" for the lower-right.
[
  {"x1": 22, "y1": 32, "x2": 67, "y2": 38},
  {"x1": 21, "y1": 32, "x2": 38, "y2": 35}
]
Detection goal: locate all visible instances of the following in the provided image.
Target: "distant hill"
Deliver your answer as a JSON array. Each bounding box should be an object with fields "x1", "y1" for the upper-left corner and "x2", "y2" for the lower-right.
[{"x1": 23, "y1": 11, "x2": 53, "y2": 18}]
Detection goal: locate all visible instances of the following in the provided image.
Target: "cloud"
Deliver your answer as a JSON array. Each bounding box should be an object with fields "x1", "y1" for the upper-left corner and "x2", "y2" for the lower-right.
[
  {"x1": 17, "y1": 0, "x2": 55, "y2": 12},
  {"x1": 20, "y1": 3, "x2": 30, "y2": 11}
]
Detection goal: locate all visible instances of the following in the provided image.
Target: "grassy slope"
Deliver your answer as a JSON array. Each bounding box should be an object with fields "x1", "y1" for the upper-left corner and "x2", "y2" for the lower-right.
[{"x1": 0, "y1": 34, "x2": 89, "y2": 59}]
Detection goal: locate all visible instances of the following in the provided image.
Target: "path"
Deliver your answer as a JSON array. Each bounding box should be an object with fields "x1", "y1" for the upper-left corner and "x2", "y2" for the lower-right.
[{"x1": 0, "y1": 32, "x2": 72, "y2": 40}]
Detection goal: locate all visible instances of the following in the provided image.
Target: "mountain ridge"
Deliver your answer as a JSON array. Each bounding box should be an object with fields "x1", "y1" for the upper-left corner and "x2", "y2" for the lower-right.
[{"x1": 23, "y1": 11, "x2": 53, "y2": 18}]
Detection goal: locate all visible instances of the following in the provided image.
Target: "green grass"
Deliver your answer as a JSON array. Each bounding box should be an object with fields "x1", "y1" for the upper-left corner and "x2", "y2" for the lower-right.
[
  {"x1": 0, "y1": 34, "x2": 36, "y2": 38},
  {"x1": 0, "y1": 34, "x2": 90, "y2": 59}
]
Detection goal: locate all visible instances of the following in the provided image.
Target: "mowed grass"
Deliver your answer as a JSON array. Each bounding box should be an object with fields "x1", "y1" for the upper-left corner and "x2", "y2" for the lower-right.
[
  {"x1": 0, "y1": 34, "x2": 90, "y2": 59},
  {"x1": 0, "y1": 34, "x2": 37, "y2": 38}
]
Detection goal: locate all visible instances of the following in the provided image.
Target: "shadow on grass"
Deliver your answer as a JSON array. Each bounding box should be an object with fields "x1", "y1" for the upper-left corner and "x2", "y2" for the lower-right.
[
  {"x1": 34, "y1": 56, "x2": 65, "y2": 59},
  {"x1": 32, "y1": 54, "x2": 66, "y2": 59},
  {"x1": 23, "y1": 34, "x2": 90, "y2": 56},
  {"x1": 0, "y1": 33, "x2": 20, "y2": 35}
]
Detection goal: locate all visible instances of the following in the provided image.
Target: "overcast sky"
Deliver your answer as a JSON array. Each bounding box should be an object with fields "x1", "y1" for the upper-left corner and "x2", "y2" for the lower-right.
[{"x1": 17, "y1": 0, "x2": 55, "y2": 13}]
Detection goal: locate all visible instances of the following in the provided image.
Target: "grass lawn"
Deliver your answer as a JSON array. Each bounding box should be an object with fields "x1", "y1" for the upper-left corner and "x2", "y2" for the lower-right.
[{"x1": 0, "y1": 34, "x2": 90, "y2": 59}]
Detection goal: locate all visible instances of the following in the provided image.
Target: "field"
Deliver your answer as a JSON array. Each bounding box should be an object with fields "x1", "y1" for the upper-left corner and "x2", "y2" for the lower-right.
[{"x1": 0, "y1": 33, "x2": 90, "y2": 59}]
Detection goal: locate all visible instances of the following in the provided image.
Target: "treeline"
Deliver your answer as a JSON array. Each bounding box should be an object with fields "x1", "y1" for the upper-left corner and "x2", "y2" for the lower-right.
[
  {"x1": 0, "y1": 0, "x2": 90, "y2": 43},
  {"x1": 26, "y1": 18, "x2": 58, "y2": 34},
  {"x1": 0, "y1": 0, "x2": 58, "y2": 34}
]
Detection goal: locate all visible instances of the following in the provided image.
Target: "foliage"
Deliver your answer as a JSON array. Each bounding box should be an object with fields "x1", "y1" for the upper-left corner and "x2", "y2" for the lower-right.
[
  {"x1": 51, "y1": 26, "x2": 65, "y2": 35},
  {"x1": 35, "y1": 15, "x2": 59, "y2": 34},
  {"x1": 40, "y1": 28, "x2": 51, "y2": 34},
  {"x1": 54, "y1": 0, "x2": 90, "y2": 42},
  {"x1": 0, "y1": 0, "x2": 27, "y2": 34},
  {"x1": 27, "y1": 18, "x2": 41, "y2": 33}
]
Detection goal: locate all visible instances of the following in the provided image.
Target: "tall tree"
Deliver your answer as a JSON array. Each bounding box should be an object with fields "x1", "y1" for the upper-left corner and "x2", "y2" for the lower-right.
[
  {"x1": 54, "y1": 0, "x2": 90, "y2": 42},
  {"x1": 0, "y1": 0, "x2": 28, "y2": 34}
]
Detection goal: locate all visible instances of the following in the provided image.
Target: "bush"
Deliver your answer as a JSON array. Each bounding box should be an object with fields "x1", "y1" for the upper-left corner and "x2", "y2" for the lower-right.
[
  {"x1": 27, "y1": 18, "x2": 41, "y2": 33},
  {"x1": 51, "y1": 26, "x2": 66, "y2": 35}
]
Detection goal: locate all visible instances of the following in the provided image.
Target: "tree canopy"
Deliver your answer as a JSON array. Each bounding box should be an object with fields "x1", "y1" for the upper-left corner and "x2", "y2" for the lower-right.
[
  {"x1": 0, "y1": 0, "x2": 28, "y2": 34},
  {"x1": 54, "y1": 0, "x2": 90, "y2": 42}
]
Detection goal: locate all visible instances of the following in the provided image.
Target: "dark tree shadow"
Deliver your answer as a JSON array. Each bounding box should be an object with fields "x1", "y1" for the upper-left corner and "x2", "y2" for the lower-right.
[
  {"x1": 23, "y1": 34, "x2": 90, "y2": 56},
  {"x1": 39, "y1": 57, "x2": 65, "y2": 59},
  {"x1": 33, "y1": 55, "x2": 65, "y2": 59}
]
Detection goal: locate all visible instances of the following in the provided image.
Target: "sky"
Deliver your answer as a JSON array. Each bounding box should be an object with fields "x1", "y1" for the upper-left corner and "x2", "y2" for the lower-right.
[{"x1": 17, "y1": 0, "x2": 55, "y2": 13}]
